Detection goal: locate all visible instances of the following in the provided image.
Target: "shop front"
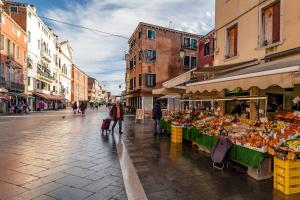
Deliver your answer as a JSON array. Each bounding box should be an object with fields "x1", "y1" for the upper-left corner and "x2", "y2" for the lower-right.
[
  {"x1": 160, "y1": 58, "x2": 300, "y2": 194},
  {"x1": 33, "y1": 92, "x2": 65, "y2": 111}
]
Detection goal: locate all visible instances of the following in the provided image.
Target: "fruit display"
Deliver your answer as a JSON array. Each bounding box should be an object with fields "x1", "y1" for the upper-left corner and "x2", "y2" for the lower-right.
[{"x1": 163, "y1": 110, "x2": 300, "y2": 155}]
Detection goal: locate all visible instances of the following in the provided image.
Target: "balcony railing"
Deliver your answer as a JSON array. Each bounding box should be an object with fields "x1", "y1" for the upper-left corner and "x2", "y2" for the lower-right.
[
  {"x1": 37, "y1": 70, "x2": 55, "y2": 82},
  {"x1": 1, "y1": 80, "x2": 25, "y2": 92},
  {"x1": 40, "y1": 50, "x2": 52, "y2": 62}
]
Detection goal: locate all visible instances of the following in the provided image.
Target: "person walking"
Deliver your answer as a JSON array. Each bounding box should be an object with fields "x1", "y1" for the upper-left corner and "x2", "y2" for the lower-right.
[
  {"x1": 110, "y1": 101, "x2": 124, "y2": 134},
  {"x1": 152, "y1": 100, "x2": 162, "y2": 135},
  {"x1": 80, "y1": 102, "x2": 87, "y2": 115},
  {"x1": 72, "y1": 102, "x2": 77, "y2": 114}
]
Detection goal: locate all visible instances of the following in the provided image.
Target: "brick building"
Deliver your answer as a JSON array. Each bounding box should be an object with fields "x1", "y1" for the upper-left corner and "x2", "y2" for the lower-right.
[
  {"x1": 71, "y1": 64, "x2": 88, "y2": 103},
  {"x1": 125, "y1": 22, "x2": 201, "y2": 112}
]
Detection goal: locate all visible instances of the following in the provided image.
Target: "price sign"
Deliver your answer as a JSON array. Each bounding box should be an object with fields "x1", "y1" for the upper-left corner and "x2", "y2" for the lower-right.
[{"x1": 136, "y1": 109, "x2": 144, "y2": 120}]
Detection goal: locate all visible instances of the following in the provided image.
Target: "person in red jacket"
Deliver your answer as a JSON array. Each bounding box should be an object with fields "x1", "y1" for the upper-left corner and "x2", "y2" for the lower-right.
[{"x1": 110, "y1": 101, "x2": 124, "y2": 134}]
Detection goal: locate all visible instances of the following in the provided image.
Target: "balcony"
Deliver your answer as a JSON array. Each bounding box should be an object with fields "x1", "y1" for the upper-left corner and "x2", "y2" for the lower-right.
[
  {"x1": 3, "y1": 80, "x2": 25, "y2": 92},
  {"x1": 40, "y1": 50, "x2": 52, "y2": 62},
  {"x1": 37, "y1": 69, "x2": 55, "y2": 83}
]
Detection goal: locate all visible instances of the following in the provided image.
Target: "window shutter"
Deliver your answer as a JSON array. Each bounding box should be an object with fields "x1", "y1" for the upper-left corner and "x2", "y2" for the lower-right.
[
  {"x1": 272, "y1": 1, "x2": 280, "y2": 43},
  {"x1": 233, "y1": 25, "x2": 238, "y2": 56}
]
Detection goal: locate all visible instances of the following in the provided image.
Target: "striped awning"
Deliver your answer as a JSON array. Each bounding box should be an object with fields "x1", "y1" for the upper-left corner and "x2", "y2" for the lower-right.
[{"x1": 187, "y1": 66, "x2": 300, "y2": 93}]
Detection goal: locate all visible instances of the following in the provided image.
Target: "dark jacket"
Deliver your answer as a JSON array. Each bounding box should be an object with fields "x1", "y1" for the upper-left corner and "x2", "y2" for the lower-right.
[
  {"x1": 152, "y1": 103, "x2": 162, "y2": 120},
  {"x1": 110, "y1": 104, "x2": 124, "y2": 121},
  {"x1": 73, "y1": 103, "x2": 77, "y2": 109},
  {"x1": 80, "y1": 103, "x2": 87, "y2": 111}
]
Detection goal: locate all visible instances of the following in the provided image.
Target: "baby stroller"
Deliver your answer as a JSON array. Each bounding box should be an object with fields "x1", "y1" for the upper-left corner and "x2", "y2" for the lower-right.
[
  {"x1": 101, "y1": 118, "x2": 112, "y2": 134},
  {"x1": 211, "y1": 129, "x2": 233, "y2": 170}
]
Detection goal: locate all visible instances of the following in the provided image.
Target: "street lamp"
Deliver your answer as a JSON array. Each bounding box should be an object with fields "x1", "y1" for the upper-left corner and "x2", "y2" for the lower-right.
[
  {"x1": 179, "y1": 48, "x2": 185, "y2": 59},
  {"x1": 179, "y1": 48, "x2": 185, "y2": 69}
]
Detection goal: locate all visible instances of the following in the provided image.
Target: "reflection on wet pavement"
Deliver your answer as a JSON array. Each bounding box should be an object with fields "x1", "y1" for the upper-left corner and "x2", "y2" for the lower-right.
[
  {"x1": 0, "y1": 109, "x2": 127, "y2": 200},
  {"x1": 2, "y1": 110, "x2": 300, "y2": 200},
  {"x1": 122, "y1": 116, "x2": 300, "y2": 200}
]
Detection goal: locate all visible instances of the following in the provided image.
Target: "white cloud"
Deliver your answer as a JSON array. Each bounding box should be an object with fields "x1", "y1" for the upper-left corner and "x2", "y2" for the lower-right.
[{"x1": 45, "y1": 0, "x2": 215, "y2": 95}]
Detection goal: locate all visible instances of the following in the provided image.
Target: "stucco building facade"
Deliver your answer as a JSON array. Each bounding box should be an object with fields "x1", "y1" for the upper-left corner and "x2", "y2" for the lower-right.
[
  {"x1": 125, "y1": 22, "x2": 201, "y2": 112},
  {"x1": 71, "y1": 64, "x2": 88, "y2": 102}
]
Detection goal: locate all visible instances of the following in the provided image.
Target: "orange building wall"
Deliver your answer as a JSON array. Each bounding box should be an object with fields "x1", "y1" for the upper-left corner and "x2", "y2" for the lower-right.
[
  {"x1": 71, "y1": 64, "x2": 88, "y2": 102},
  {"x1": 0, "y1": 11, "x2": 27, "y2": 93}
]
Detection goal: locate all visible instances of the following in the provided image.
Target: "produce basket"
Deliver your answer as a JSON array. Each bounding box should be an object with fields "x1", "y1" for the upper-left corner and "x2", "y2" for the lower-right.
[{"x1": 274, "y1": 157, "x2": 300, "y2": 195}]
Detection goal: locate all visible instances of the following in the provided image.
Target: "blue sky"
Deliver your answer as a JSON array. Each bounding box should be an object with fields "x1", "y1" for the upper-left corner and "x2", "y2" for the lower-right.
[{"x1": 18, "y1": 0, "x2": 215, "y2": 95}]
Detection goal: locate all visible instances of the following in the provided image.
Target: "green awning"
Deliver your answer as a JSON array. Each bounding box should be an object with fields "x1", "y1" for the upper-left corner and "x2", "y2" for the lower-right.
[{"x1": 7, "y1": 92, "x2": 35, "y2": 99}]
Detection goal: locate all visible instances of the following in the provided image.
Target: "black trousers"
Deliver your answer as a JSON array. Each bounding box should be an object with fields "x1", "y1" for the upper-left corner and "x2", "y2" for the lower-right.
[{"x1": 112, "y1": 118, "x2": 122, "y2": 133}]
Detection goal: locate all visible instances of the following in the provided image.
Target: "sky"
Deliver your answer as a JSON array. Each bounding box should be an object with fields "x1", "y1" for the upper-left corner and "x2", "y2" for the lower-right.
[{"x1": 20, "y1": 0, "x2": 215, "y2": 95}]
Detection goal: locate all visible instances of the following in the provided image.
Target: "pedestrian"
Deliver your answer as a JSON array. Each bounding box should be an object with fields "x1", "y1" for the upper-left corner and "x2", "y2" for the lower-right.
[
  {"x1": 80, "y1": 102, "x2": 87, "y2": 115},
  {"x1": 72, "y1": 102, "x2": 77, "y2": 114},
  {"x1": 55, "y1": 101, "x2": 58, "y2": 111},
  {"x1": 231, "y1": 100, "x2": 244, "y2": 116},
  {"x1": 95, "y1": 103, "x2": 99, "y2": 110},
  {"x1": 110, "y1": 101, "x2": 124, "y2": 134},
  {"x1": 152, "y1": 100, "x2": 162, "y2": 135}
]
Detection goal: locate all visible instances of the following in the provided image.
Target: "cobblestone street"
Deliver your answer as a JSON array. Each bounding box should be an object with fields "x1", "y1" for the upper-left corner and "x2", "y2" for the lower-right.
[
  {"x1": 1, "y1": 109, "x2": 300, "y2": 200},
  {"x1": 0, "y1": 109, "x2": 127, "y2": 200}
]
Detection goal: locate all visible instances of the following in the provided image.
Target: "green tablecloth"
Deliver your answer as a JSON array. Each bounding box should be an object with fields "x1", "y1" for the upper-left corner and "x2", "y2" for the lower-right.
[
  {"x1": 161, "y1": 120, "x2": 171, "y2": 133},
  {"x1": 162, "y1": 120, "x2": 272, "y2": 169}
]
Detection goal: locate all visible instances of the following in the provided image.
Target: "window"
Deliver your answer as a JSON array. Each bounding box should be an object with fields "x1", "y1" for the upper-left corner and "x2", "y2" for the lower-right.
[
  {"x1": 24, "y1": 51, "x2": 27, "y2": 63},
  {"x1": 130, "y1": 39, "x2": 136, "y2": 49},
  {"x1": 138, "y1": 74, "x2": 142, "y2": 87},
  {"x1": 10, "y1": 6, "x2": 18, "y2": 13},
  {"x1": 147, "y1": 29, "x2": 156, "y2": 40},
  {"x1": 146, "y1": 74, "x2": 156, "y2": 87},
  {"x1": 12, "y1": 25, "x2": 17, "y2": 34},
  {"x1": 27, "y1": 77, "x2": 31, "y2": 86},
  {"x1": 133, "y1": 77, "x2": 136, "y2": 88},
  {"x1": 17, "y1": 46, "x2": 20, "y2": 60},
  {"x1": 0, "y1": 34, "x2": 4, "y2": 50},
  {"x1": 261, "y1": 1, "x2": 281, "y2": 46},
  {"x1": 138, "y1": 31, "x2": 142, "y2": 39},
  {"x1": 184, "y1": 56, "x2": 190, "y2": 68},
  {"x1": 28, "y1": 31, "x2": 31, "y2": 43},
  {"x1": 12, "y1": 43, "x2": 15, "y2": 57},
  {"x1": 183, "y1": 37, "x2": 198, "y2": 49},
  {"x1": 6, "y1": 65, "x2": 10, "y2": 82},
  {"x1": 145, "y1": 50, "x2": 156, "y2": 62},
  {"x1": 191, "y1": 57, "x2": 197, "y2": 68},
  {"x1": 28, "y1": 12, "x2": 32, "y2": 18},
  {"x1": 204, "y1": 43, "x2": 210, "y2": 56},
  {"x1": 130, "y1": 79, "x2": 134, "y2": 90},
  {"x1": 0, "y1": 63, "x2": 4, "y2": 78},
  {"x1": 184, "y1": 56, "x2": 197, "y2": 69},
  {"x1": 138, "y1": 51, "x2": 143, "y2": 61},
  {"x1": 129, "y1": 57, "x2": 135, "y2": 70},
  {"x1": 226, "y1": 24, "x2": 238, "y2": 58},
  {"x1": 6, "y1": 39, "x2": 10, "y2": 55}
]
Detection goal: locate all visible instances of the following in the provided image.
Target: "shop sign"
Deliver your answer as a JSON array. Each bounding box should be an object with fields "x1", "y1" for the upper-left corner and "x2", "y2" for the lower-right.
[{"x1": 136, "y1": 109, "x2": 144, "y2": 120}]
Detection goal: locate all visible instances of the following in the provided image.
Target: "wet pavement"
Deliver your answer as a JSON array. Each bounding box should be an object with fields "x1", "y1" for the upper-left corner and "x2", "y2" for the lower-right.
[
  {"x1": 1, "y1": 109, "x2": 300, "y2": 200},
  {"x1": 122, "y1": 116, "x2": 300, "y2": 200},
  {"x1": 0, "y1": 108, "x2": 127, "y2": 200}
]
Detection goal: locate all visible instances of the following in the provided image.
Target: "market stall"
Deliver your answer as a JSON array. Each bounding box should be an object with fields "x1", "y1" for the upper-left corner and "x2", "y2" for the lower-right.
[{"x1": 161, "y1": 102, "x2": 300, "y2": 182}]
